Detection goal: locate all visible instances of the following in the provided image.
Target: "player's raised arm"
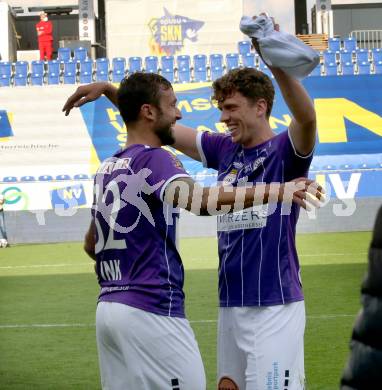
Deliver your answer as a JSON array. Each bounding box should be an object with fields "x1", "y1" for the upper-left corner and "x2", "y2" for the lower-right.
[
  {"x1": 164, "y1": 177, "x2": 324, "y2": 216},
  {"x1": 62, "y1": 80, "x2": 202, "y2": 161},
  {"x1": 62, "y1": 82, "x2": 118, "y2": 116},
  {"x1": 250, "y1": 16, "x2": 317, "y2": 156},
  {"x1": 269, "y1": 67, "x2": 316, "y2": 156}
]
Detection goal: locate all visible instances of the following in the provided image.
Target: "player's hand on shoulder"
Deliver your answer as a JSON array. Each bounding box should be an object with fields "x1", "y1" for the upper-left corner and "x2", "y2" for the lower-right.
[
  {"x1": 62, "y1": 82, "x2": 110, "y2": 116},
  {"x1": 279, "y1": 178, "x2": 325, "y2": 210}
]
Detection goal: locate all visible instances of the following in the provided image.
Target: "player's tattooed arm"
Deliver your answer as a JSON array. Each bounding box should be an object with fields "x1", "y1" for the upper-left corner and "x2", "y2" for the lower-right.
[
  {"x1": 164, "y1": 177, "x2": 324, "y2": 215},
  {"x1": 84, "y1": 220, "x2": 97, "y2": 261}
]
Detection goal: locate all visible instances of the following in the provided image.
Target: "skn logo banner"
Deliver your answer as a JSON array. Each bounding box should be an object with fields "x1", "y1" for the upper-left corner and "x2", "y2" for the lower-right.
[{"x1": 148, "y1": 7, "x2": 204, "y2": 55}]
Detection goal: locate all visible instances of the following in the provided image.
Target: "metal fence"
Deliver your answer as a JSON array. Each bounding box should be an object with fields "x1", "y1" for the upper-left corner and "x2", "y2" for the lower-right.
[{"x1": 351, "y1": 30, "x2": 382, "y2": 49}]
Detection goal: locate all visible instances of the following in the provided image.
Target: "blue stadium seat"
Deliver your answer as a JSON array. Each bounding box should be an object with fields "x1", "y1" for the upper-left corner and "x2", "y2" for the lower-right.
[
  {"x1": 193, "y1": 66, "x2": 208, "y2": 82},
  {"x1": 15, "y1": 61, "x2": 28, "y2": 76},
  {"x1": 112, "y1": 57, "x2": 126, "y2": 73},
  {"x1": 96, "y1": 71, "x2": 109, "y2": 82},
  {"x1": 161, "y1": 67, "x2": 174, "y2": 83},
  {"x1": 341, "y1": 62, "x2": 354, "y2": 75},
  {"x1": 80, "y1": 58, "x2": 93, "y2": 74},
  {"x1": 177, "y1": 55, "x2": 191, "y2": 70},
  {"x1": 79, "y1": 72, "x2": 92, "y2": 84},
  {"x1": 210, "y1": 66, "x2": 223, "y2": 81},
  {"x1": 47, "y1": 72, "x2": 60, "y2": 85},
  {"x1": 63, "y1": 71, "x2": 76, "y2": 84},
  {"x1": 73, "y1": 47, "x2": 88, "y2": 62},
  {"x1": 79, "y1": 60, "x2": 93, "y2": 83},
  {"x1": 225, "y1": 53, "x2": 240, "y2": 70},
  {"x1": 238, "y1": 40, "x2": 251, "y2": 55},
  {"x1": 372, "y1": 48, "x2": 382, "y2": 63},
  {"x1": 112, "y1": 58, "x2": 126, "y2": 82},
  {"x1": 343, "y1": 37, "x2": 357, "y2": 52},
  {"x1": 58, "y1": 47, "x2": 71, "y2": 62},
  {"x1": 14, "y1": 73, "x2": 27, "y2": 86},
  {"x1": 374, "y1": 61, "x2": 382, "y2": 74},
  {"x1": 161, "y1": 56, "x2": 174, "y2": 71},
  {"x1": 323, "y1": 50, "x2": 337, "y2": 65},
  {"x1": 38, "y1": 175, "x2": 53, "y2": 181},
  {"x1": 0, "y1": 75, "x2": 11, "y2": 87},
  {"x1": 355, "y1": 49, "x2": 369, "y2": 63},
  {"x1": 324, "y1": 63, "x2": 338, "y2": 76},
  {"x1": 63, "y1": 60, "x2": 77, "y2": 75},
  {"x1": 309, "y1": 64, "x2": 321, "y2": 77},
  {"x1": 47, "y1": 60, "x2": 61, "y2": 75},
  {"x1": 31, "y1": 73, "x2": 44, "y2": 86},
  {"x1": 128, "y1": 56, "x2": 142, "y2": 73},
  {"x1": 31, "y1": 60, "x2": 45, "y2": 75},
  {"x1": 3, "y1": 176, "x2": 17, "y2": 182},
  {"x1": 339, "y1": 50, "x2": 353, "y2": 64},
  {"x1": 74, "y1": 174, "x2": 89, "y2": 180},
  {"x1": 14, "y1": 61, "x2": 28, "y2": 86},
  {"x1": 112, "y1": 70, "x2": 124, "y2": 82},
  {"x1": 241, "y1": 52, "x2": 256, "y2": 68},
  {"x1": 178, "y1": 66, "x2": 191, "y2": 83},
  {"x1": 193, "y1": 54, "x2": 207, "y2": 69},
  {"x1": 357, "y1": 61, "x2": 371, "y2": 75},
  {"x1": 328, "y1": 37, "x2": 341, "y2": 52},
  {"x1": 21, "y1": 175, "x2": 36, "y2": 181},
  {"x1": 96, "y1": 58, "x2": 109, "y2": 74},
  {"x1": 0, "y1": 61, "x2": 12, "y2": 78},
  {"x1": 96, "y1": 58, "x2": 110, "y2": 81},
  {"x1": 56, "y1": 174, "x2": 71, "y2": 180},
  {"x1": 209, "y1": 54, "x2": 223, "y2": 69},
  {"x1": 144, "y1": 56, "x2": 159, "y2": 73}
]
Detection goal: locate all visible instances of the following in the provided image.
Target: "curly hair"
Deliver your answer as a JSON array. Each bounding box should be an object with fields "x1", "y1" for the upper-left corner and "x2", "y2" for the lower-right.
[
  {"x1": 212, "y1": 68, "x2": 275, "y2": 117},
  {"x1": 118, "y1": 72, "x2": 172, "y2": 124}
]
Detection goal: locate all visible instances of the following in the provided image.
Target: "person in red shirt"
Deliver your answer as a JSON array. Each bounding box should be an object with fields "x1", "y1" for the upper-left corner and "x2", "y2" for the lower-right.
[{"x1": 36, "y1": 11, "x2": 53, "y2": 60}]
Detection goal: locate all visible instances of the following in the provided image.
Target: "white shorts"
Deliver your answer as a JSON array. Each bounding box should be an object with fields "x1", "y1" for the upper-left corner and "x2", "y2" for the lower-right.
[
  {"x1": 218, "y1": 301, "x2": 305, "y2": 390},
  {"x1": 96, "y1": 301, "x2": 206, "y2": 390}
]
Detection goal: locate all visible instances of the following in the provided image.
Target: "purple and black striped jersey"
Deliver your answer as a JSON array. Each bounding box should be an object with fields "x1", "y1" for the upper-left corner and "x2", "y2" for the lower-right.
[
  {"x1": 92, "y1": 145, "x2": 189, "y2": 318},
  {"x1": 197, "y1": 130, "x2": 313, "y2": 307}
]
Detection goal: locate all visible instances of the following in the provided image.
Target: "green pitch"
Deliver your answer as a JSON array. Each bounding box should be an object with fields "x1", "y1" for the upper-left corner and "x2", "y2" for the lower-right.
[{"x1": 0, "y1": 232, "x2": 371, "y2": 389}]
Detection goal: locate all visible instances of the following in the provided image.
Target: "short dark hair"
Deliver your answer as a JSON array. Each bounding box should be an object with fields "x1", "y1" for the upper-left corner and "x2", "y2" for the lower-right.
[
  {"x1": 212, "y1": 68, "x2": 275, "y2": 117},
  {"x1": 117, "y1": 72, "x2": 172, "y2": 123}
]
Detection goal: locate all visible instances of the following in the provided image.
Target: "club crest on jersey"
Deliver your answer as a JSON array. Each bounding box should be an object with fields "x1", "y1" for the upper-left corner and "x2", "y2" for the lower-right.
[
  {"x1": 222, "y1": 169, "x2": 238, "y2": 186},
  {"x1": 168, "y1": 152, "x2": 184, "y2": 169}
]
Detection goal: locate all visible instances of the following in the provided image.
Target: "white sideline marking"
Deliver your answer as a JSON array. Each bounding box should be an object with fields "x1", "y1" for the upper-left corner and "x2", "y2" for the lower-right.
[
  {"x1": 300, "y1": 253, "x2": 367, "y2": 257},
  {"x1": 0, "y1": 263, "x2": 93, "y2": 270},
  {"x1": 0, "y1": 314, "x2": 357, "y2": 329},
  {"x1": 0, "y1": 252, "x2": 368, "y2": 270}
]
